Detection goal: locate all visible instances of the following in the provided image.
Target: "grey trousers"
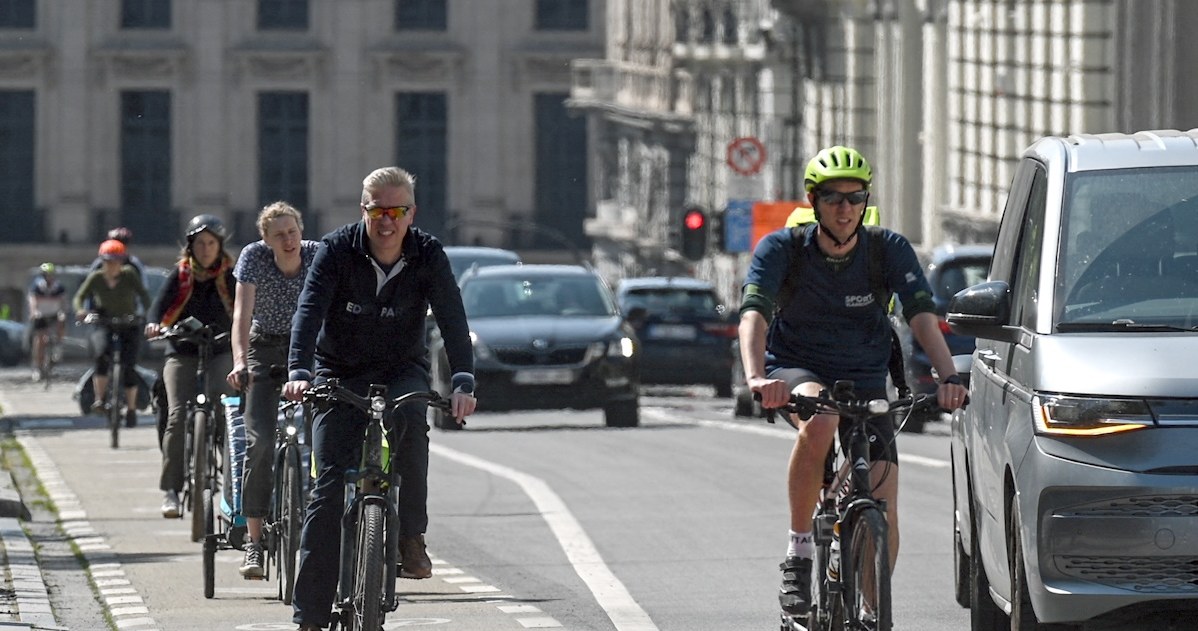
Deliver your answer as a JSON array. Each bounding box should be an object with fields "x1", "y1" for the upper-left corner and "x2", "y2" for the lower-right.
[{"x1": 241, "y1": 330, "x2": 289, "y2": 518}]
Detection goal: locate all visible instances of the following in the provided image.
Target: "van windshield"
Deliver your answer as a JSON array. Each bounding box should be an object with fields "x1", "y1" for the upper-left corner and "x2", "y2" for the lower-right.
[{"x1": 1057, "y1": 166, "x2": 1198, "y2": 329}]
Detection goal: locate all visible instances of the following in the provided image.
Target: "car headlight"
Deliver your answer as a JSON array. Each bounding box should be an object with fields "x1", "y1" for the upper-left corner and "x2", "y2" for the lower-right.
[
  {"x1": 470, "y1": 331, "x2": 494, "y2": 361},
  {"x1": 609, "y1": 336, "x2": 635, "y2": 358},
  {"x1": 1033, "y1": 395, "x2": 1153, "y2": 436}
]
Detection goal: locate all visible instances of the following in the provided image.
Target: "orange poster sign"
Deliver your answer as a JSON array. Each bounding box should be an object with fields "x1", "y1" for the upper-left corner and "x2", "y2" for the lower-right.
[{"x1": 750, "y1": 200, "x2": 809, "y2": 250}]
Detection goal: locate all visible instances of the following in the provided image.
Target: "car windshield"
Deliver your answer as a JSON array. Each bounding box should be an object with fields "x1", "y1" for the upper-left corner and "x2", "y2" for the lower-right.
[
  {"x1": 1057, "y1": 166, "x2": 1198, "y2": 329},
  {"x1": 622, "y1": 288, "x2": 718, "y2": 316},
  {"x1": 446, "y1": 251, "x2": 521, "y2": 281},
  {"x1": 462, "y1": 276, "x2": 614, "y2": 318}
]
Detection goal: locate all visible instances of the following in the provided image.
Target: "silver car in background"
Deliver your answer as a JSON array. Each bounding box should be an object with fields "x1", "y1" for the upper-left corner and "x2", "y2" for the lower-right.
[{"x1": 948, "y1": 129, "x2": 1198, "y2": 629}]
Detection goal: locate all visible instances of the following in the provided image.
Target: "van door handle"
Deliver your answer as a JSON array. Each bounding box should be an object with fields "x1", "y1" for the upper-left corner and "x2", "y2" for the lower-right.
[{"x1": 978, "y1": 349, "x2": 1001, "y2": 367}]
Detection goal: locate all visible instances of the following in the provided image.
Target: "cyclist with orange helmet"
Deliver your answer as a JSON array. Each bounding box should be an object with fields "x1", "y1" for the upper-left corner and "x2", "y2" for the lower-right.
[
  {"x1": 74, "y1": 239, "x2": 152, "y2": 422},
  {"x1": 738, "y1": 146, "x2": 967, "y2": 618}
]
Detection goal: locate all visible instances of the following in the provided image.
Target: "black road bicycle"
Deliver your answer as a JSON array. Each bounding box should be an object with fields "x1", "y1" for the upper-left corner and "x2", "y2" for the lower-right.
[
  {"x1": 83, "y1": 314, "x2": 144, "y2": 449},
  {"x1": 763, "y1": 382, "x2": 943, "y2": 631},
  {"x1": 302, "y1": 380, "x2": 452, "y2": 631},
  {"x1": 152, "y1": 316, "x2": 229, "y2": 545}
]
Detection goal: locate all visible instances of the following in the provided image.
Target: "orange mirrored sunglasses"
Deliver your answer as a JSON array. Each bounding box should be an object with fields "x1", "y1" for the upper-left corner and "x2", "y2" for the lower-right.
[{"x1": 364, "y1": 205, "x2": 414, "y2": 220}]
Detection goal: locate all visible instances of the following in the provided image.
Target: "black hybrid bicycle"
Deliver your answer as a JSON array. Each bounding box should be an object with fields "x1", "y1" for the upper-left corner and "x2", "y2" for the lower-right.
[
  {"x1": 269, "y1": 395, "x2": 311, "y2": 604},
  {"x1": 302, "y1": 380, "x2": 452, "y2": 631},
  {"x1": 83, "y1": 313, "x2": 144, "y2": 449},
  {"x1": 152, "y1": 316, "x2": 229, "y2": 544},
  {"x1": 764, "y1": 382, "x2": 942, "y2": 631}
]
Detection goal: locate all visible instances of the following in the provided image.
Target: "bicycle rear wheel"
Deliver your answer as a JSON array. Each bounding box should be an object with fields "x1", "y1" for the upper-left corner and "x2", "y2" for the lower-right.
[
  {"x1": 191, "y1": 409, "x2": 210, "y2": 542},
  {"x1": 202, "y1": 486, "x2": 216, "y2": 599},
  {"x1": 277, "y1": 445, "x2": 304, "y2": 605},
  {"x1": 350, "y1": 501, "x2": 385, "y2": 631},
  {"x1": 108, "y1": 363, "x2": 123, "y2": 449},
  {"x1": 843, "y1": 507, "x2": 891, "y2": 631}
]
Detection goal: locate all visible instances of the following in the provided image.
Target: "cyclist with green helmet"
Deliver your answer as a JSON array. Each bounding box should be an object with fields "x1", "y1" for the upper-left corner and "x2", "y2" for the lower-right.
[
  {"x1": 738, "y1": 145, "x2": 967, "y2": 617},
  {"x1": 28, "y1": 263, "x2": 67, "y2": 381}
]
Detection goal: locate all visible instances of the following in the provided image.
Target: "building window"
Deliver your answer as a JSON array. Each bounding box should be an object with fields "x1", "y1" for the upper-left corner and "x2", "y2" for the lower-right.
[
  {"x1": 121, "y1": 91, "x2": 173, "y2": 245},
  {"x1": 259, "y1": 92, "x2": 309, "y2": 212},
  {"x1": 0, "y1": 90, "x2": 36, "y2": 242},
  {"x1": 258, "y1": 0, "x2": 308, "y2": 30},
  {"x1": 534, "y1": 93, "x2": 587, "y2": 248},
  {"x1": 122, "y1": 0, "x2": 170, "y2": 29},
  {"x1": 721, "y1": 6, "x2": 737, "y2": 44},
  {"x1": 396, "y1": 0, "x2": 446, "y2": 30},
  {"x1": 535, "y1": 0, "x2": 587, "y2": 31},
  {"x1": 396, "y1": 92, "x2": 448, "y2": 239},
  {"x1": 0, "y1": 0, "x2": 34, "y2": 28}
]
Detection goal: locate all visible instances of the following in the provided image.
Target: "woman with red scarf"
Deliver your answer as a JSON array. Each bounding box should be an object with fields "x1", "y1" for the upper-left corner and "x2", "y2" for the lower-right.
[{"x1": 145, "y1": 214, "x2": 236, "y2": 521}]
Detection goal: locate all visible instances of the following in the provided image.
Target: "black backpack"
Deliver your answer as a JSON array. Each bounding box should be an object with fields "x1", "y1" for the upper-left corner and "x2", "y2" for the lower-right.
[{"x1": 774, "y1": 224, "x2": 911, "y2": 396}]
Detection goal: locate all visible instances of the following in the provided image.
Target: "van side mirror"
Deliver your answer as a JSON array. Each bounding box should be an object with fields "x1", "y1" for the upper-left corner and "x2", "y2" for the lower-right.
[{"x1": 946, "y1": 281, "x2": 1021, "y2": 343}]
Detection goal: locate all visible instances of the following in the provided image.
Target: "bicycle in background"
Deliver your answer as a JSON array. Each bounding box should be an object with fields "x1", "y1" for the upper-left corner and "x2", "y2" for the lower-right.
[
  {"x1": 762, "y1": 382, "x2": 944, "y2": 631},
  {"x1": 83, "y1": 313, "x2": 144, "y2": 448},
  {"x1": 302, "y1": 380, "x2": 452, "y2": 631}
]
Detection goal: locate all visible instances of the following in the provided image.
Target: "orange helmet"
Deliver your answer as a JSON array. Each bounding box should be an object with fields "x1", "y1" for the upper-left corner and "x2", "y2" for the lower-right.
[{"x1": 98, "y1": 239, "x2": 128, "y2": 260}]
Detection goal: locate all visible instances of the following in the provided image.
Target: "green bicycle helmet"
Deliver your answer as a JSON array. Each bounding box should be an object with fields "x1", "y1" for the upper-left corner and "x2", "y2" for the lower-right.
[
  {"x1": 39, "y1": 262, "x2": 56, "y2": 274},
  {"x1": 803, "y1": 146, "x2": 872, "y2": 192}
]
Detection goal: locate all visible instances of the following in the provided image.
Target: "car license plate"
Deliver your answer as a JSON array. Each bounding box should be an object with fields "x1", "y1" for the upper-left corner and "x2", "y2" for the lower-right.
[
  {"x1": 513, "y1": 368, "x2": 575, "y2": 385},
  {"x1": 647, "y1": 324, "x2": 696, "y2": 340}
]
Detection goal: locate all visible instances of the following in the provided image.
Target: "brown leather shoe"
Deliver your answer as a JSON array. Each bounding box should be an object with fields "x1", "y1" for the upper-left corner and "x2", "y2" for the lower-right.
[{"x1": 399, "y1": 534, "x2": 432, "y2": 579}]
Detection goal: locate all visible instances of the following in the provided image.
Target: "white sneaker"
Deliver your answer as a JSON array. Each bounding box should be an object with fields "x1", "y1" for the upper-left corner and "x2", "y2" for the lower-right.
[{"x1": 161, "y1": 490, "x2": 181, "y2": 518}]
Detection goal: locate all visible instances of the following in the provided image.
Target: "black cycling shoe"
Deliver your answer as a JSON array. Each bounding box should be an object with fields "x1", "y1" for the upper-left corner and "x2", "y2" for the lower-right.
[
  {"x1": 779, "y1": 556, "x2": 813, "y2": 616},
  {"x1": 125, "y1": 406, "x2": 138, "y2": 428}
]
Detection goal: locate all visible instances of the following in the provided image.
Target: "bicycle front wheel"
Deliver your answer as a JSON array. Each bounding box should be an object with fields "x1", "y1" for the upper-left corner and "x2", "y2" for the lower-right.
[
  {"x1": 350, "y1": 501, "x2": 385, "y2": 631},
  {"x1": 277, "y1": 445, "x2": 304, "y2": 605},
  {"x1": 108, "y1": 363, "x2": 123, "y2": 449},
  {"x1": 843, "y1": 507, "x2": 891, "y2": 631},
  {"x1": 190, "y1": 409, "x2": 210, "y2": 542}
]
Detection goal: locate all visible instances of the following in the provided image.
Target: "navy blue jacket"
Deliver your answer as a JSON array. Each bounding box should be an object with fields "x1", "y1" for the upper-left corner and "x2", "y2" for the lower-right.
[{"x1": 288, "y1": 222, "x2": 474, "y2": 384}]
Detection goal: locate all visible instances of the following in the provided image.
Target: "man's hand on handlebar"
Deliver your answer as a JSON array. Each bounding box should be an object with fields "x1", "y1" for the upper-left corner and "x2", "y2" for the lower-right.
[
  {"x1": 936, "y1": 379, "x2": 969, "y2": 411},
  {"x1": 283, "y1": 380, "x2": 311, "y2": 402},
  {"x1": 748, "y1": 376, "x2": 791, "y2": 410},
  {"x1": 449, "y1": 391, "x2": 476, "y2": 426}
]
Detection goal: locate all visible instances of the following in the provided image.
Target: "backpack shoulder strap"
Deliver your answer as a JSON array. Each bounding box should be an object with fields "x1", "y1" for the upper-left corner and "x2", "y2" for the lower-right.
[
  {"x1": 773, "y1": 225, "x2": 807, "y2": 315},
  {"x1": 864, "y1": 225, "x2": 891, "y2": 311}
]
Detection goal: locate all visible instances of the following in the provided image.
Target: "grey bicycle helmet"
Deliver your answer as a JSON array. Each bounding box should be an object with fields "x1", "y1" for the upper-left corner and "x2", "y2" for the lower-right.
[{"x1": 184, "y1": 214, "x2": 229, "y2": 243}]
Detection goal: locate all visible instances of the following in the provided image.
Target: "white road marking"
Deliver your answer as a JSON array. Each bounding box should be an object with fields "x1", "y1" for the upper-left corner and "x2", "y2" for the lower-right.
[{"x1": 430, "y1": 444, "x2": 660, "y2": 631}]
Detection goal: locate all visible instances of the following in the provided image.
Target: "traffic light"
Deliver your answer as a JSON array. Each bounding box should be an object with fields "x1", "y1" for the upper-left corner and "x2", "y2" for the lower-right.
[{"x1": 680, "y1": 207, "x2": 708, "y2": 261}]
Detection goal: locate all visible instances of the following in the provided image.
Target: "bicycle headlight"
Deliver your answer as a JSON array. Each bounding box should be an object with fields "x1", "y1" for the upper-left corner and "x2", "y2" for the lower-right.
[
  {"x1": 196, "y1": 393, "x2": 207, "y2": 406},
  {"x1": 285, "y1": 425, "x2": 297, "y2": 437},
  {"x1": 370, "y1": 397, "x2": 386, "y2": 413},
  {"x1": 1033, "y1": 395, "x2": 1153, "y2": 436},
  {"x1": 867, "y1": 399, "x2": 889, "y2": 415}
]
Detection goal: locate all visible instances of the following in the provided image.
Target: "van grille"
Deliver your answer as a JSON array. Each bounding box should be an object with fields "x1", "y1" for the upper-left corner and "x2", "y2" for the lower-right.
[
  {"x1": 1057, "y1": 556, "x2": 1198, "y2": 593},
  {"x1": 1059, "y1": 495, "x2": 1198, "y2": 517}
]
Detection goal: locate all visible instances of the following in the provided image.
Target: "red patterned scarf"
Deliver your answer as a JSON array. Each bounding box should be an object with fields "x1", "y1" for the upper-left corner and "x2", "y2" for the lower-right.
[{"x1": 159, "y1": 254, "x2": 234, "y2": 327}]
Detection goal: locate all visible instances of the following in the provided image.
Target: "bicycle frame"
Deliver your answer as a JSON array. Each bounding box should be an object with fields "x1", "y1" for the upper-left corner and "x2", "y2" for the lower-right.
[
  {"x1": 302, "y1": 380, "x2": 451, "y2": 631},
  {"x1": 84, "y1": 314, "x2": 142, "y2": 448}
]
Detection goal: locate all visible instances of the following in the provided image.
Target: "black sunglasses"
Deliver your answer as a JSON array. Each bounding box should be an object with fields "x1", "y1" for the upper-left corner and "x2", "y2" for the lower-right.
[{"x1": 816, "y1": 189, "x2": 869, "y2": 206}]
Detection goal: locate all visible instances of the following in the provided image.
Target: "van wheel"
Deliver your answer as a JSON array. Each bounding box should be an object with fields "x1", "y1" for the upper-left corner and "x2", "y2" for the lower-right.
[
  {"x1": 952, "y1": 479, "x2": 970, "y2": 608},
  {"x1": 1009, "y1": 497, "x2": 1071, "y2": 630}
]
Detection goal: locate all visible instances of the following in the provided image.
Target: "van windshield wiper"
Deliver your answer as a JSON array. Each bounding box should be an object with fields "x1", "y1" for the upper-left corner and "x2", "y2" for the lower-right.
[{"x1": 1057, "y1": 320, "x2": 1198, "y2": 332}]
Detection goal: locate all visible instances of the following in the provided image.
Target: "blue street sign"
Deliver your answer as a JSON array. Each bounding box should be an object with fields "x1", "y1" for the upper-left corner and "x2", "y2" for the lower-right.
[{"x1": 724, "y1": 199, "x2": 753, "y2": 253}]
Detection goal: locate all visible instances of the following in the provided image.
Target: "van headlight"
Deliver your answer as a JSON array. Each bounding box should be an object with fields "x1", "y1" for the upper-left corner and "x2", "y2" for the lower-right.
[{"x1": 1033, "y1": 395, "x2": 1153, "y2": 436}]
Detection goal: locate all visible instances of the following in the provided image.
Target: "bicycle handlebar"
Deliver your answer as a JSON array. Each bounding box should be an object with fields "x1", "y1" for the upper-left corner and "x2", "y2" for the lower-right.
[
  {"x1": 755, "y1": 385, "x2": 950, "y2": 425},
  {"x1": 302, "y1": 379, "x2": 454, "y2": 417},
  {"x1": 150, "y1": 318, "x2": 229, "y2": 346},
  {"x1": 81, "y1": 313, "x2": 144, "y2": 328}
]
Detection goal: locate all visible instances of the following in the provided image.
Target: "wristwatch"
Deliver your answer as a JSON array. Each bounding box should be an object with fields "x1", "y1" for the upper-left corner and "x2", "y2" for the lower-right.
[{"x1": 941, "y1": 374, "x2": 963, "y2": 386}]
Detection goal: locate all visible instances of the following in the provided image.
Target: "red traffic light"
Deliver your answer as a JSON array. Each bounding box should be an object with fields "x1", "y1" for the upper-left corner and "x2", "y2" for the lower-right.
[{"x1": 684, "y1": 209, "x2": 706, "y2": 230}]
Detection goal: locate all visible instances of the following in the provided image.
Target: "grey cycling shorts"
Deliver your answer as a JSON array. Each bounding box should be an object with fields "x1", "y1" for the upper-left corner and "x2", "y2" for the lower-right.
[{"x1": 767, "y1": 366, "x2": 898, "y2": 464}]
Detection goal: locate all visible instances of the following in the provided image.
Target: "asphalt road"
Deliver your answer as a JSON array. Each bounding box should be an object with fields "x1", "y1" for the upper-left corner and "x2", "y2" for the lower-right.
[{"x1": 0, "y1": 367, "x2": 970, "y2": 630}]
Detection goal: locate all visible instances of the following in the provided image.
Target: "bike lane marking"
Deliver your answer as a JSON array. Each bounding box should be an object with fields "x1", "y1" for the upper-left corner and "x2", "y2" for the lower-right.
[
  {"x1": 638, "y1": 408, "x2": 950, "y2": 469},
  {"x1": 430, "y1": 443, "x2": 660, "y2": 631},
  {"x1": 16, "y1": 431, "x2": 163, "y2": 630}
]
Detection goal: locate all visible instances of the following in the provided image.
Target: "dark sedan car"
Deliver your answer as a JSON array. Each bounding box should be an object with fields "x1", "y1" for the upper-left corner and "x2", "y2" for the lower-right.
[
  {"x1": 427, "y1": 264, "x2": 640, "y2": 428},
  {"x1": 443, "y1": 246, "x2": 521, "y2": 282},
  {"x1": 615, "y1": 277, "x2": 737, "y2": 397},
  {"x1": 902, "y1": 243, "x2": 992, "y2": 432}
]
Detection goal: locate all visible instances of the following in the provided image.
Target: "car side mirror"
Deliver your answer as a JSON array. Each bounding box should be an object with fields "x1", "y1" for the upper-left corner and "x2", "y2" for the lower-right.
[{"x1": 946, "y1": 281, "x2": 1020, "y2": 343}]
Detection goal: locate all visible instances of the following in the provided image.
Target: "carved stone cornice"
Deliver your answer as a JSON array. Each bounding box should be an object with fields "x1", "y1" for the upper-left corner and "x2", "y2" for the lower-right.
[
  {"x1": 0, "y1": 42, "x2": 51, "y2": 80},
  {"x1": 229, "y1": 39, "x2": 328, "y2": 86},
  {"x1": 91, "y1": 39, "x2": 189, "y2": 86},
  {"x1": 368, "y1": 42, "x2": 465, "y2": 85}
]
